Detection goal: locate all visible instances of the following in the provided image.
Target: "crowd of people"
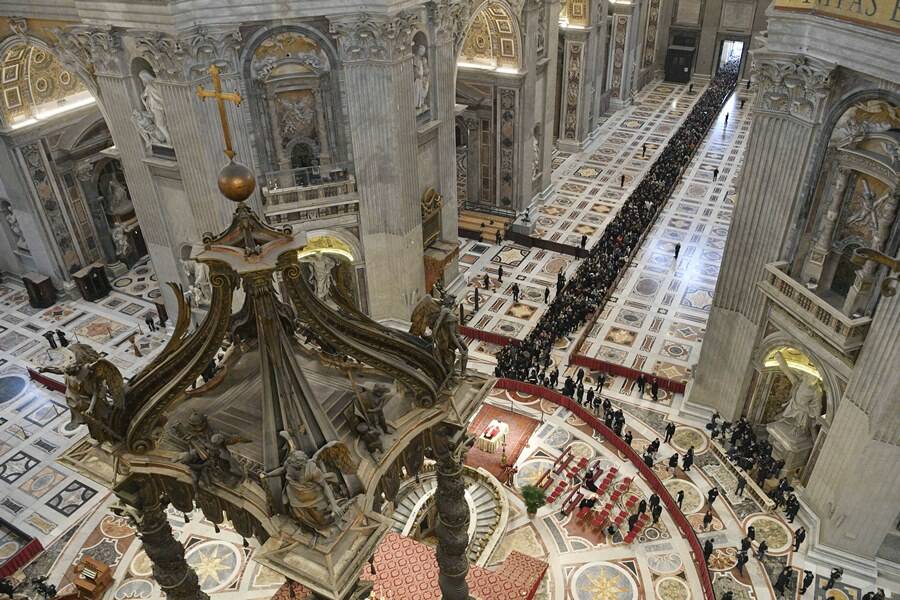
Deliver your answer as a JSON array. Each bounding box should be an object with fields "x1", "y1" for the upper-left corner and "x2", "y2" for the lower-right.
[{"x1": 495, "y1": 59, "x2": 740, "y2": 379}]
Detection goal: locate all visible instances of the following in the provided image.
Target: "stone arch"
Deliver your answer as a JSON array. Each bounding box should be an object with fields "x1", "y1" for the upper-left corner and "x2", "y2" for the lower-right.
[
  {"x1": 0, "y1": 33, "x2": 96, "y2": 129},
  {"x1": 457, "y1": 0, "x2": 524, "y2": 72},
  {"x1": 753, "y1": 333, "x2": 839, "y2": 426},
  {"x1": 239, "y1": 25, "x2": 346, "y2": 181}
]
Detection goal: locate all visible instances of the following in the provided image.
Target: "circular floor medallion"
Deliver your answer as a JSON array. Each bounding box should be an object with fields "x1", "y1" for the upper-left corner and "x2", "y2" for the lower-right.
[
  {"x1": 663, "y1": 479, "x2": 704, "y2": 515},
  {"x1": 707, "y1": 547, "x2": 738, "y2": 572},
  {"x1": 656, "y1": 576, "x2": 691, "y2": 600},
  {"x1": 0, "y1": 374, "x2": 28, "y2": 405},
  {"x1": 114, "y1": 578, "x2": 153, "y2": 599},
  {"x1": 0, "y1": 540, "x2": 21, "y2": 561},
  {"x1": 185, "y1": 540, "x2": 241, "y2": 593},
  {"x1": 515, "y1": 458, "x2": 554, "y2": 488},
  {"x1": 129, "y1": 550, "x2": 153, "y2": 577},
  {"x1": 570, "y1": 561, "x2": 637, "y2": 600},
  {"x1": 670, "y1": 426, "x2": 708, "y2": 454},
  {"x1": 745, "y1": 514, "x2": 792, "y2": 553},
  {"x1": 647, "y1": 552, "x2": 683, "y2": 575},
  {"x1": 545, "y1": 427, "x2": 571, "y2": 448}
]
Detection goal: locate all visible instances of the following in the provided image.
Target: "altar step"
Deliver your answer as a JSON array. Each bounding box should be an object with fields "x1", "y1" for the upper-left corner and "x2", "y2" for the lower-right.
[{"x1": 459, "y1": 210, "x2": 512, "y2": 243}]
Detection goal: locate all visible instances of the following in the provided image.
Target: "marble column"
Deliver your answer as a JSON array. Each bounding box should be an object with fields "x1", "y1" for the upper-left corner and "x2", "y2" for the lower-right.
[
  {"x1": 685, "y1": 51, "x2": 835, "y2": 419},
  {"x1": 430, "y1": 0, "x2": 466, "y2": 280},
  {"x1": 330, "y1": 13, "x2": 425, "y2": 321},
  {"x1": 464, "y1": 117, "x2": 481, "y2": 207},
  {"x1": 537, "y1": 0, "x2": 562, "y2": 198},
  {"x1": 516, "y1": 0, "x2": 540, "y2": 211},
  {"x1": 558, "y1": 29, "x2": 590, "y2": 151},
  {"x1": 429, "y1": 423, "x2": 472, "y2": 600},
  {"x1": 608, "y1": 5, "x2": 639, "y2": 109},
  {"x1": 802, "y1": 288, "x2": 900, "y2": 561},
  {"x1": 116, "y1": 477, "x2": 209, "y2": 600},
  {"x1": 802, "y1": 166, "x2": 850, "y2": 285}
]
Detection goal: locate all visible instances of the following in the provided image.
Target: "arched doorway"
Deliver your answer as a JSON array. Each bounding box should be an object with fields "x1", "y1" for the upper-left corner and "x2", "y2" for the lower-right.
[{"x1": 454, "y1": 1, "x2": 523, "y2": 215}]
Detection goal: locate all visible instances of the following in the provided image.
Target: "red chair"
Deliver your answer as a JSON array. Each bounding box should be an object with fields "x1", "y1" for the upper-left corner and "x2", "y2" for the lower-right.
[{"x1": 577, "y1": 506, "x2": 591, "y2": 520}]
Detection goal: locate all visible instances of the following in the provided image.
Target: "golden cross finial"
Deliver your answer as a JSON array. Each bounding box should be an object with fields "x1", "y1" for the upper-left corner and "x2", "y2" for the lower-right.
[{"x1": 197, "y1": 64, "x2": 242, "y2": 160}]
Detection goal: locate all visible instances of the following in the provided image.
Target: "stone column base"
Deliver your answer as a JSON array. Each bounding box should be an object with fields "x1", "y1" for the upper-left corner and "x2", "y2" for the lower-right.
[
  {"x1": 767, "y1": 421, "x2": 813, "y2": 477},
  {"x1": 105, "y1": 261, "x2": 129, "y2": 278}
]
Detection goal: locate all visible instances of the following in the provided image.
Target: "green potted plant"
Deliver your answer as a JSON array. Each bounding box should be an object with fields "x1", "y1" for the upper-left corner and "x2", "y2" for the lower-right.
[{"x1": 520, "y1": 485, "x2": 547, "y2": 517}]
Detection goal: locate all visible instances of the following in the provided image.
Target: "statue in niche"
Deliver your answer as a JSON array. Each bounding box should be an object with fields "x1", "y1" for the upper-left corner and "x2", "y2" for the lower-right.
[
  {"x1": 303, "y1": 254, "x2": 337, "y2": 300},
  {"x1": 1, "y1": 201, "x2": 27, "y2": 251},
  {"x1": 262, "y1": 436, "x2": 356, "y2": 533},
  {"x1": 182, "y1": 258, "x2": 212, "y2": 306},
  {"x1": 39, "y1": 343, "x2": 125, "y2": 444},
  {"x1": 410, "y1": 293, "x2": 468, "y2": 376},
  {"x1": 111, "y1": 224, "x2": 131, "y2": 258},
  {"x1": 413, "y1": 43, "x2": 431, "y2": 114},
  {"x1": 132, "y1": 109, "x2": 167, "y2": 150},
  {"x1": 772, "y1": 351, "x2": 823, "y2": 440},
  {"x1": 137, "y1": 70, "x2": 170, "y2": 146},
  {"x1": 104, "y1": 175, "x2": 134, "y2": 217},
  {"x1": 174, "y1": 412, "x2": 249, "y2": 494}
]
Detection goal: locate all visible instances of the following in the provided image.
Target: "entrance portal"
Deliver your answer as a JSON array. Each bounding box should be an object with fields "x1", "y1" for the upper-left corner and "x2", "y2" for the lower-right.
[{"x1": 718, "y1": 39, "x2": 744, "y2": 72}]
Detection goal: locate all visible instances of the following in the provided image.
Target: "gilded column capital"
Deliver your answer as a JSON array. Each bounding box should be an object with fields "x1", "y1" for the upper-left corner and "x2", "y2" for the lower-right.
[
  {"x1": 750, "y1": 52, "x2": 836, "y2": 123},
  {"x1": 428, "y1": 0, "x2": 470, "y2": 47},
  {"x1": 132, "y1": 26, "x2": 242, "y2": 82},
  {"x1": 329, "y1": 12, "x2": 420, "y2": 64}
]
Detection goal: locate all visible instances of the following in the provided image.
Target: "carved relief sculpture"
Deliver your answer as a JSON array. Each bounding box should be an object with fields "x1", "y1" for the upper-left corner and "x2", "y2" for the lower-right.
[
  {"x1": 105, "y1": 176, "x2": 134, "y2": 217},
  {"x1": 174, "y1": 412, "x2": 248, "y2": 494},
  {"x1": 182, "y1": 259, "x2": 212, "y2": 306},
  {"x1": 112, "y1": 224, "x2": 131, "y2": 258}
]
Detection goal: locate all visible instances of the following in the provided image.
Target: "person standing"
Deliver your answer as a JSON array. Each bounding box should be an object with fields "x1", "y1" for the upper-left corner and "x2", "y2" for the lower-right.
[
  {"x1": 483, "y1": 273, "x2": 490, "y2": 289},
  {"x1": 636, "y1": 373, "x2": 646, "y2": 394},
  {"x1": 649, "y1": 493, "x2": 660, "y2": 510},
  {"x1": 580, "y1": 234, "x2": 587, "y2": 250},
  {"x1": 597, "y1": 372, "x2": 606, "y2": 390},
  {"x1": 495, "y1": 229, "x2": 502, "y2": 245},
  {"x1": 747, "y1": 524, "x2": 756, "y2": 541},
  {"x1": 724, "y1": 112, "x2": 729, "y2": 126},
  {"x1": 774, "y1": 567, "x2": 792, "y2": 596},
  {"x1": 735, "y1": 473, "x2": 747, "y2": 497},
  {"x1": 668, "y1": 453, "x2": 679, "y2": 473},
  {"x1": 707, "y1": 487, "x2": 720, "y2": 506},
  {"x1": 799, "y1": 570, "x2": 814, "y2": 595},
  {"x1": 498, "y1": 265, "x2": 504, "y2": 283},
  {"x1": 651, "y1": 378, "x2": 660, "y2": 402},
  {"x1": 638, "y1": 499, "x2": 647, "y2": 514},
  {"x1": 651, "y1": 504, "x2": 662, "y2": 524},
  {"x1": 824, "y1": 567, "x2": 842, "y2": 591},
  {"x1": 620, "y1": 173, "x2": 626, "y2": 188},
  {"x1": 511, "y1": 282, "x2": 520, "y2": 303},
  {"x1": 544, "y1": 286, "x2": 550, "y2": 303},
  {"x1": 740, "y1": 536, "x2": 752, "y2": 554},
  {"x1": 702, "y1": 510, "x2": 713, "y2": 530},
  {"x1": 736, "y1": 551, "x2": 748, "y2": 576},
  {"x1": 42, "y1": 331, "x2": 57, "y2": 349},
  {"x1": 722, "y1": 593, "x2": 734, "y2": 600},
  {"x1": 703, "y1": 539, "x2": 714, "y2": 561},
  {"x1": 56, "y1": 330, "x2": 69, "y2": 347},
  {"x1": 713, "y1": 167, "x2": 720, "y2": 181},
  {"x1": 674, "y1": 242, "x2": 681, "y2": 261},
  {"x1": 665, "y1": 422, "x2": 676, "y2": 443},
  {"x1": 144, "y1": 313, "x2": 157, "y2": 331},
  {"x1": 624, "y1": 430, "x2": 633, "y2": 446},
  {"x1": 642, "y1": 143, "x2": 647, "y2": 157},
  {"x1": 576, "y1": 367, "x2": 585, "y2": 384},
  {"x1": 794, "y1": 526, "x2": 807, "y2": 552},
  {"x1": 682, "y1": 446, "x2": 695, "y2": 472},
  {"x1": 675, "y1": 490, "x2": 684, "y2": 509},
  {"x1": 756, "y1": 539, "x2": 768, "y2": 560}
]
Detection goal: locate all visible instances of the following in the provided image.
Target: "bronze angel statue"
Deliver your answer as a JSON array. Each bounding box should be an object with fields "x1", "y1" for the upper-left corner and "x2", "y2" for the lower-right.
[
  {"x1": 410, "y1": 292, "x2": 468, "y2": 376},
  {"x1": 40, "y1": 343, "x2": 125, "y2": 444},
  {"x1": 263, "y1": 432, "x2": 357, "y2": 533}
]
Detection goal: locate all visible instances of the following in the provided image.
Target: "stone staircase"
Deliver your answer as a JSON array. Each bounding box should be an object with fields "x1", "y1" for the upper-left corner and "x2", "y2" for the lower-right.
[{"x1": 389, "y1": 467, "x2": 507, "y2": 565}]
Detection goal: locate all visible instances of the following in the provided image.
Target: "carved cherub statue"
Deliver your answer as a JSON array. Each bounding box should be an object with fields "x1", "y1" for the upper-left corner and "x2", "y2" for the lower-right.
[
  {"x1": 410, "y1": 292, "x2": 468, "y2": 376},
  {"x1": 262, "y1": 434, "x2": 357, "y2": 533},
  {"x1": 40, "y1": 344, "x2": 124, "y2": 444}
]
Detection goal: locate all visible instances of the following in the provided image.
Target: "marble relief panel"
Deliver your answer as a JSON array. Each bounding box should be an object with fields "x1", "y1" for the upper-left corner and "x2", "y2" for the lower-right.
[
  {"x1": 643, "y1": 0, "x2": 662, "y2": 67},
  {"x1": 610, "y1": 16, "x2": 628, "y2": 98},
  {"x1": 563, "y1": 42, "x2": 584, "y2": 140},
  {"x1": 497, "y1": 88, "x2": 517, "y2": 208}
]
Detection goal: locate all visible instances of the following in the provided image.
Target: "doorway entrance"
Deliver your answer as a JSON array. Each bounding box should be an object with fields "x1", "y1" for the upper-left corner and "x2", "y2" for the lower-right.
[
  {"x1": 665, "y1": 48, "x2": 694, "y2": 83},
  {"x1": 718, "y1": 39, "x2": 744, "y2": 71}
]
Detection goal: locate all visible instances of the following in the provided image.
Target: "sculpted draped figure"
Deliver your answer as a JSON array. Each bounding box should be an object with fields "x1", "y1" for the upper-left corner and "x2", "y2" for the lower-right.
[
  {"x1": 411, "y1": 293, "x2": 468, "y2": 376},
  {"x1": 39, "y1": 343, "x2": 125, "y2": 444},
  {"x1": 413, "y1": 44, "x2": 431, "y2": 113},
  {"x1": 138, "y1": 70, "x2": 171, "y2": 145},
  {"x1": 263, "y1": 436, "x2": 356, "y2": 533},
  {"x1": 773, "y1": 351, "x2": 823, "y2": 440}
]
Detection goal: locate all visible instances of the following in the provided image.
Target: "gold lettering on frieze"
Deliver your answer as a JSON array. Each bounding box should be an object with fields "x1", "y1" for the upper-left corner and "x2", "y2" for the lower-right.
[{"x1": 774, "y1": 0, "x2": 899, "y2": 32}]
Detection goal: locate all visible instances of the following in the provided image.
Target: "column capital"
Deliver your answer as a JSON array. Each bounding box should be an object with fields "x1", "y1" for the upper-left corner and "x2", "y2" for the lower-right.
[
  {"x1": 132, "y1": 25, "x2": 243, "y2": 82},
  {"x1": 52, "y1": 25, "x2": 124, "y2": 78},
  {"x1": 329, "y1": 12, "x2": 420, "y2": 64},
  {"x1": 428, "y1": 0, "x2": 470, "y2": 46},
  {"x1": 750, "y1": 52, "x2": 836, "y2": 123}
]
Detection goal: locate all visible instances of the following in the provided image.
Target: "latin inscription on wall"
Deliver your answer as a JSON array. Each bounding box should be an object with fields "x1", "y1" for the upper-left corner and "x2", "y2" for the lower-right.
[{"x1": 721, "y1": 0, "x2": 756, "y2": 30}]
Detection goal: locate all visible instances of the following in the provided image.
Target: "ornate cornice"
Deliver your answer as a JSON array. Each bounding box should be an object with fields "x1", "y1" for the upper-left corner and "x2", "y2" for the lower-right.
[
  {"x1": 751, "y1": 52, "x2": 836, "y2": 123},
  {"x1": 50, "y1": 26, "x2": 122, "y2": 80},
  {"x1": 133, "y1": 26, "x2": 242, "y2": 82},
  {"x1": 329, "y1": 12, "x2": 420, "y2": 64},
  {"x1": 428, "y1": 0, "x2": 470, "y2": 47}
]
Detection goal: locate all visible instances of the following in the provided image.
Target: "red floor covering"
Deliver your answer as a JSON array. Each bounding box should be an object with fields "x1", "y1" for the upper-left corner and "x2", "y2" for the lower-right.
[{"x1": 465, "y1": 404, "x2": 539, "y2": 479}]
